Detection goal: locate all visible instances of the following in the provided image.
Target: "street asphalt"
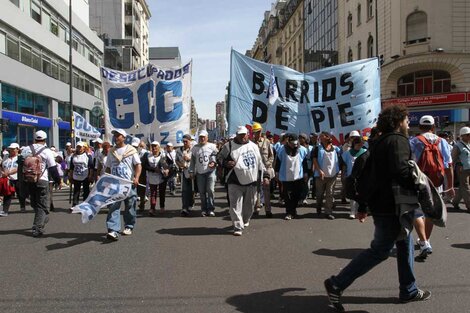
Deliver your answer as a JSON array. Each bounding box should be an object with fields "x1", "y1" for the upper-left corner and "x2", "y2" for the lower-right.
[{"x1": 1, "y1": 183, "x2": 470, "y2": 313}]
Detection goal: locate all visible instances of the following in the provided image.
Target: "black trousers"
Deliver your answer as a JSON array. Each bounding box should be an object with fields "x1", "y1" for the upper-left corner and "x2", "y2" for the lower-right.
[
  {"x1": 73, "y1": 178, "x2": 90, "y2": 206},
  {"x1": 282, "y1": 179, "x2": 304, "y2": 216}
]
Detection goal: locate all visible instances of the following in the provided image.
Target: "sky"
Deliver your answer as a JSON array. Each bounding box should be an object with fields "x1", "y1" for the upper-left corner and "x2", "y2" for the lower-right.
[{"x1": 148, "y1": 0, "x2": 274, "y2": 120}]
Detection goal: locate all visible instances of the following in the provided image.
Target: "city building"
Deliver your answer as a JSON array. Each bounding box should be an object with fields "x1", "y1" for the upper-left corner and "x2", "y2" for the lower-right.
[
  {"x1": 190, "y1": 97, "x2": 198, "y2": 131},
  {"x1": 149, "y1": 46, "x2": 181, "y2": 68},
  {"x1": 338, "y1": 0, "x2": 470, "y2": 132},
  {"x1": 304, "y1": 0, "x2": 338, "y2": 71},
  {"x1": 0, "y1": 0, "x2": 104, "y2": 149},
  {"x1": 89, "y1": 0, "x2": 150, "y2": 71},
  {"x1": 215, "y1": 101, "x2": 226, "y2": 138}
]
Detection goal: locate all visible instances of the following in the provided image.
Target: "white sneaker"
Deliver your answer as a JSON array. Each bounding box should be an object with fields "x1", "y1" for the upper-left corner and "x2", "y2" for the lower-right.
[
  {"x1": 122, "y1": 228, "x2": 133, "y2": 236},
  {"x1": 208, "y1": 211, "x2": 215, "y2": 217},
  {"x1": 244, "y1": 222, "x2": 250, "y2": 227},
  {"x1": 233, "y1": 230, "x2": 243, "y2": 236},
  {"x1": 349, "y1": 214, "x2": 356, "y2": 219},
  {"x1": 0, "y1": 211, "x2": 8, "y2": 217},
  {"x1": 106, "y1": 231, "x2": 119, "y2": 241}
]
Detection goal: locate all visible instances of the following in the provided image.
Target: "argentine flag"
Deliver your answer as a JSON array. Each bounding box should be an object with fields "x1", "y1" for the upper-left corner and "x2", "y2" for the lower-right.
[{"x1": 268, "y1": 65, "x2": 279, "y2": 105}]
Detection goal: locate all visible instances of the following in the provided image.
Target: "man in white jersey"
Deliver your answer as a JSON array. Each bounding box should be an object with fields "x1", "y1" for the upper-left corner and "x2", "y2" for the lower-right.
[
  {"x1": 23, "y1": 131, "x2": 61, "y2": 237},
  {"x1": 218, "y1": 126, "x2": 265, "y2": 235},
  {"x1": 189, "y1": 130, "x2": 218, "y2": 216},
  {"x1": 105, "y1": 129, "x2": 142, "y2": 241}
]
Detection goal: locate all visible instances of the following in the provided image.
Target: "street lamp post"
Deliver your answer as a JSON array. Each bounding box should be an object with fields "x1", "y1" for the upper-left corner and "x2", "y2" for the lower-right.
[{"x1": 68, "y1": 0, "x2": 74, "y2": 148}]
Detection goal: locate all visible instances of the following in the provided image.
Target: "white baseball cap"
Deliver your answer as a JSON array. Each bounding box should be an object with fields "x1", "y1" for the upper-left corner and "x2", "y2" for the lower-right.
[
  {"x1": 199, "y1": 130, "x2": 208, "y2": 137},
  {"x1": 166, "y1": 142, "x2": 173, "y2": 147},
  {"x1": 65, "y1": 142, "x2": 72, "y2": 146},
  {"x1": 112, "y1": 128, "x2": 127, "y2": 137},
  {"x1": 150, "y1": 141, "x2": 160, "y2": 146},
  {"x1": 92, "y1": 138, "x2": 103, "y2": 144},
  {"x1": 349, "y1": 130, "x2": 361, "y2": 138},
  {"x1": 7, "y1": 143, "x2": 19, "y2": 149},
  {"x1": 419, "y1": 115, "x2": 435, "y2": 126},
  {"x1": 460, "y1": 126, "x2": 470, "y2": 136},
  {"x1": 236, "y1": 126, "x2": 248, "y2": 135},
  {"x1": 131, "y1": 137, "x2": 141, "y2": 147},
  {"x1": 76, "y1": 141, "x2": 85, "y2": 147},
  {"x1": 35, "y1": 130, "x2": 47, "y2": 140}
]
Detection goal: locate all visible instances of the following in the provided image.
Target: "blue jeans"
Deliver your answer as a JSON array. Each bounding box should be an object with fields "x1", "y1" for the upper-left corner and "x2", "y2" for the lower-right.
[
  {"x1": 331, "y1": 213, "x2": 418, "y2": 300},
  {"x1": 106, "y1": 187, "x2": 137, "y2": 232},
  {"x1": 181, "y1": 175, "x2": 194, "y2": 210},
  {"x1": 196, "y1": 171, "x2": 215, "y2": 213}
]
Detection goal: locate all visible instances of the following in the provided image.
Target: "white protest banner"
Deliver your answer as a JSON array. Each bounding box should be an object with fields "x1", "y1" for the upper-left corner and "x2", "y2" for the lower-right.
[
  {"x1": 71, "y1": 173, "x2": 133, "y2": 223},
  {"x1": 229, "y1": 49, "x2": 381, "y2": 144},
  {"x1": 101, "y1": 62, "x2": 192, "y2": 145},
  {"x1": 73, "y1": 111, "x2": 102, "y2": 140}
]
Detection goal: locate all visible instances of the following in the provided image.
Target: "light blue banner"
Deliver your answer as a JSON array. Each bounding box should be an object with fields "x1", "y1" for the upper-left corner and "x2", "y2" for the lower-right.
[{"x1": 229, "y1": 50, "x2": 381, "y2": 143}]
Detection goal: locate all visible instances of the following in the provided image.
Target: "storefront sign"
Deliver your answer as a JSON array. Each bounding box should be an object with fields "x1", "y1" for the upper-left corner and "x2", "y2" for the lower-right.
[
  {"x1": 382, "y1": 93, "x2": 467, "y2": 107},
  {"x1": 1, "y1": 111, "x2": 52, "y2": 127}
]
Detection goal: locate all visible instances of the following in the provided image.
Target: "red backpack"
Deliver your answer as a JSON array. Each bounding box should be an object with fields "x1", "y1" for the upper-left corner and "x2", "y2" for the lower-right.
[
  {"x1": 416, "y1": 135, "x2": 445, "y2": 187},
  {"x1": 23, "y1": 145, "x2": 47, "y2": 183}
]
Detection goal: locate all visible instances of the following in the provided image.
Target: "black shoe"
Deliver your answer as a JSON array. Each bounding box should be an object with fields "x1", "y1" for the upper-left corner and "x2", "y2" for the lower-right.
[
  {"x1": 265, "y1": 211, "x2": 273, "y2": 218},
  {"x1": 316, "y1": 208, "x2": 321, "y2": 215},
  {"x1": 400, "y1": 289, "x2": 431, "y2": 303},
  {"x1": 324, "y1": 278, "x2": 345, "y2": 312},
  {"x1": 32, "y1": 230, "x2": 43, "y2": 238},
  {"x1": 414, "y1": 248, "x2": 431, "y2": 262}
]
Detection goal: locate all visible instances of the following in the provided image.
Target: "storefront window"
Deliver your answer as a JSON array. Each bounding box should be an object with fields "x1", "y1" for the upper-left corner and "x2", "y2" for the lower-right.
[
  {"x1": 59, "y1": 129, "x2": 71, "y2": 150},
  {"x1": 18, "y1": 89, "x2": 34, "y2": 114},
  {"x1": 34, "y1": 94, "x2": 49, "y2": 117},
  {"x1": 58, "y1": 102, "x2": 71, "y2": 121},
  {"x1": 1, "y1": 122, "x2": 18, "y2": 148},
  {"x1": 1, "y1": 84, "x2": 17, "y2": 111}
]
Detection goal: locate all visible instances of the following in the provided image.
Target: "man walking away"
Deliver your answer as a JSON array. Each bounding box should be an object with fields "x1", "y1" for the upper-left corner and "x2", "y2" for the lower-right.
[{"x1": 324, "y1": 105, "x2": 431, "y2": 312}]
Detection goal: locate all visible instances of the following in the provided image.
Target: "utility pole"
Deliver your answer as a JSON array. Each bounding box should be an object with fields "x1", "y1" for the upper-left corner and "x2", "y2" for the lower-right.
[{"x1": 69, "y1": 0, "x2": 74, "y2": 148}]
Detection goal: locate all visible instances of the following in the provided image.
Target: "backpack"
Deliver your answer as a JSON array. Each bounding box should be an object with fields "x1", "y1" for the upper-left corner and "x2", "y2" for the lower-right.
[
  {"x1": 416, "y1": 135, "x2": 445, "y2": 187},
  {"x1": 23, "y1": 145, "x2": 47, "y2": 183}
]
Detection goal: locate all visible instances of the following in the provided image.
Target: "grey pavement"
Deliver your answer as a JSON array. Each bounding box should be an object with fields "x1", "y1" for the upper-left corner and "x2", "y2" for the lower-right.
[{"x1": 1, "y1": 184, "x2": 470, "y2": 313}]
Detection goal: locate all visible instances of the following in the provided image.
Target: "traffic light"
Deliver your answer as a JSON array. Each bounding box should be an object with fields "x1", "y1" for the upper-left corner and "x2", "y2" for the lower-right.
[{"x1": 0, "y1": 118, "x2": 9, "y2": 133}]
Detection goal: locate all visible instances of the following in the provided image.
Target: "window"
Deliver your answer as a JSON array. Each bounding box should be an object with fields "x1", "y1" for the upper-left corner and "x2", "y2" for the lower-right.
[
  {"x1": 367, "y1": 0, "x2": 374, "y2": 19},
  {"x1": 406, "y1": 11, "x2": 428, "y2": 44},
  {"x1": 348, "y1": 48, "x2": 353, "y2": 62},
  {"x1": 18, "y1": 90, "x2": 34, "y2": 115},
  {"x1": 357, "y1": 4, "x2": 362, "y2": 25},
  {"x1": 59, "y1": 64, "x2": 67, "y2": 83},
  {"x1": 51, "y1": 18, "x2": 59, "y2": 36},
  {"x1": 32, "y1": 49, "x2": 41, "y2": 71},
  {"x1": 51, "y1": 61, "x2": 59, "y2": 79},
  {"x1": 1, "y1": 84, "x2": 17, "y2": 111},
  {"x1": 347, "y1": 13, "x2": 353, "y2": 36},
  {"x1": 42, "y1": 54, "x2": 51, "y2": 76},
  {"x1": 42, "y1": 9, "x2": 51, "y2": 31},
  {"x1": 58, "y1": 102, "x2": 71, "y2": 121},
  {"x1": 357, "y1": 41, "x2": 362, "y2": 59},
  {"x1": 34, "y1": 94, "x2": 49, "y2": 117},
  {"x1": 397, "y1": 70, "x2": 451, "y2": 97},
  {"x1": 0, "y1": 32, "x2": 5, "y2": 54},
  {"x1": 58, "y1": 24, "x2": 66, "y2": 42},
  {"x1": 31, "y1": 1, "x2": 41, "y2": 23},
  {"x1": 6, "y1": 36, "x2": 20, "y2": 61},
  {"x1": 367, "y1": 36, "x2": 374, "y2": 57},
  {"x1": 20, "y1": 43, "x2": 32, "y2": 66}
]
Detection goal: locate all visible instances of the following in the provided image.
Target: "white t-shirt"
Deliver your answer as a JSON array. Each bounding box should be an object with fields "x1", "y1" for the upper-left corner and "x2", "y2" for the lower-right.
[
  {"x1": 230, "y1": 141, "x2": 264, "y2": 185},
  {"x1": 72, "y1": 153, "x2": 90, "y2": 181},
  {"x1": 105, "y1": 145, "x2": 141, "y2": 181},
  {"x1": 190, "y1": 143, "x2": 218, "y2": 174},
  {"x1": 321, "y1": 150, "x2": 339, "y2": 177},
  {"x1": 2, "y1": 156, "x2": 18, "y2": 180},
  {"x1": 146, "y1": 153, "x2": 164, "y2": 185},
  {"x1": 22, "y1": 144, "x2": 57, "y2": 182}
]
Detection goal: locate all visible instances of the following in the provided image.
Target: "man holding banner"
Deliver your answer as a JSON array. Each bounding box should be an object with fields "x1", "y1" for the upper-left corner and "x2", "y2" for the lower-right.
[{"x1": 104, "y1": 128, "x2": 142, "y2": 241}]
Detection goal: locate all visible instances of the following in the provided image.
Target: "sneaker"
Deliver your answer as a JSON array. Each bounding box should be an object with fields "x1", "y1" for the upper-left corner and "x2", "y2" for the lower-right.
[
  {"x1": 302, "y1": 199, "x2": 309, "y2": 205},
  {"x1": 265, "y1": 211, "x2": 273, "y2": 218},
  {"x1": 348, "y1": 214, "x2": 355, "y2": 220},
  {"x1": 400, "y1": 289, "x2": 431, "y2": 303},
  {"x1": 181, "y1": 208, "x2": 190, "y2": 216},
  {"x1": 244, "y1": 222, "x2": 250, "y2": 227},
  {"x1": 324, "y1": 278, "x2": 345, "y2": 312},
  {"x1": 122, "y1": 228, "x2": 133, "y2": 236},
  {"x1": 106, "y1": 231, "x2": 119, "y2": 241},
  {"x1": 0, "y1": 211, "x2": 9, "y2": 217},
  {"x1": 233, "y1": 230, "x2": 243, "y2": 236},
  {"x1": 327, "y1": 214, "x2": 335, "y2": 220},
  {"x1": 415, "y1": 247, "x2": 432, "y2": 262},
  {"x1": 208, "y1": 211, "x2": 215, "y2": 217},
  {"x1": 201, "y1": 211, "x2": 207, "y2": 217},
  {"x1": 284, "y1": 214, "x2": 292, "y2": 220}
]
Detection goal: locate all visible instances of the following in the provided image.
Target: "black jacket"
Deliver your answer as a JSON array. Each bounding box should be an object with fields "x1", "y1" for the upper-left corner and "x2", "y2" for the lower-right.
[{"x1": 368, "y1": 132, "x2": 415, "y2": 215}]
